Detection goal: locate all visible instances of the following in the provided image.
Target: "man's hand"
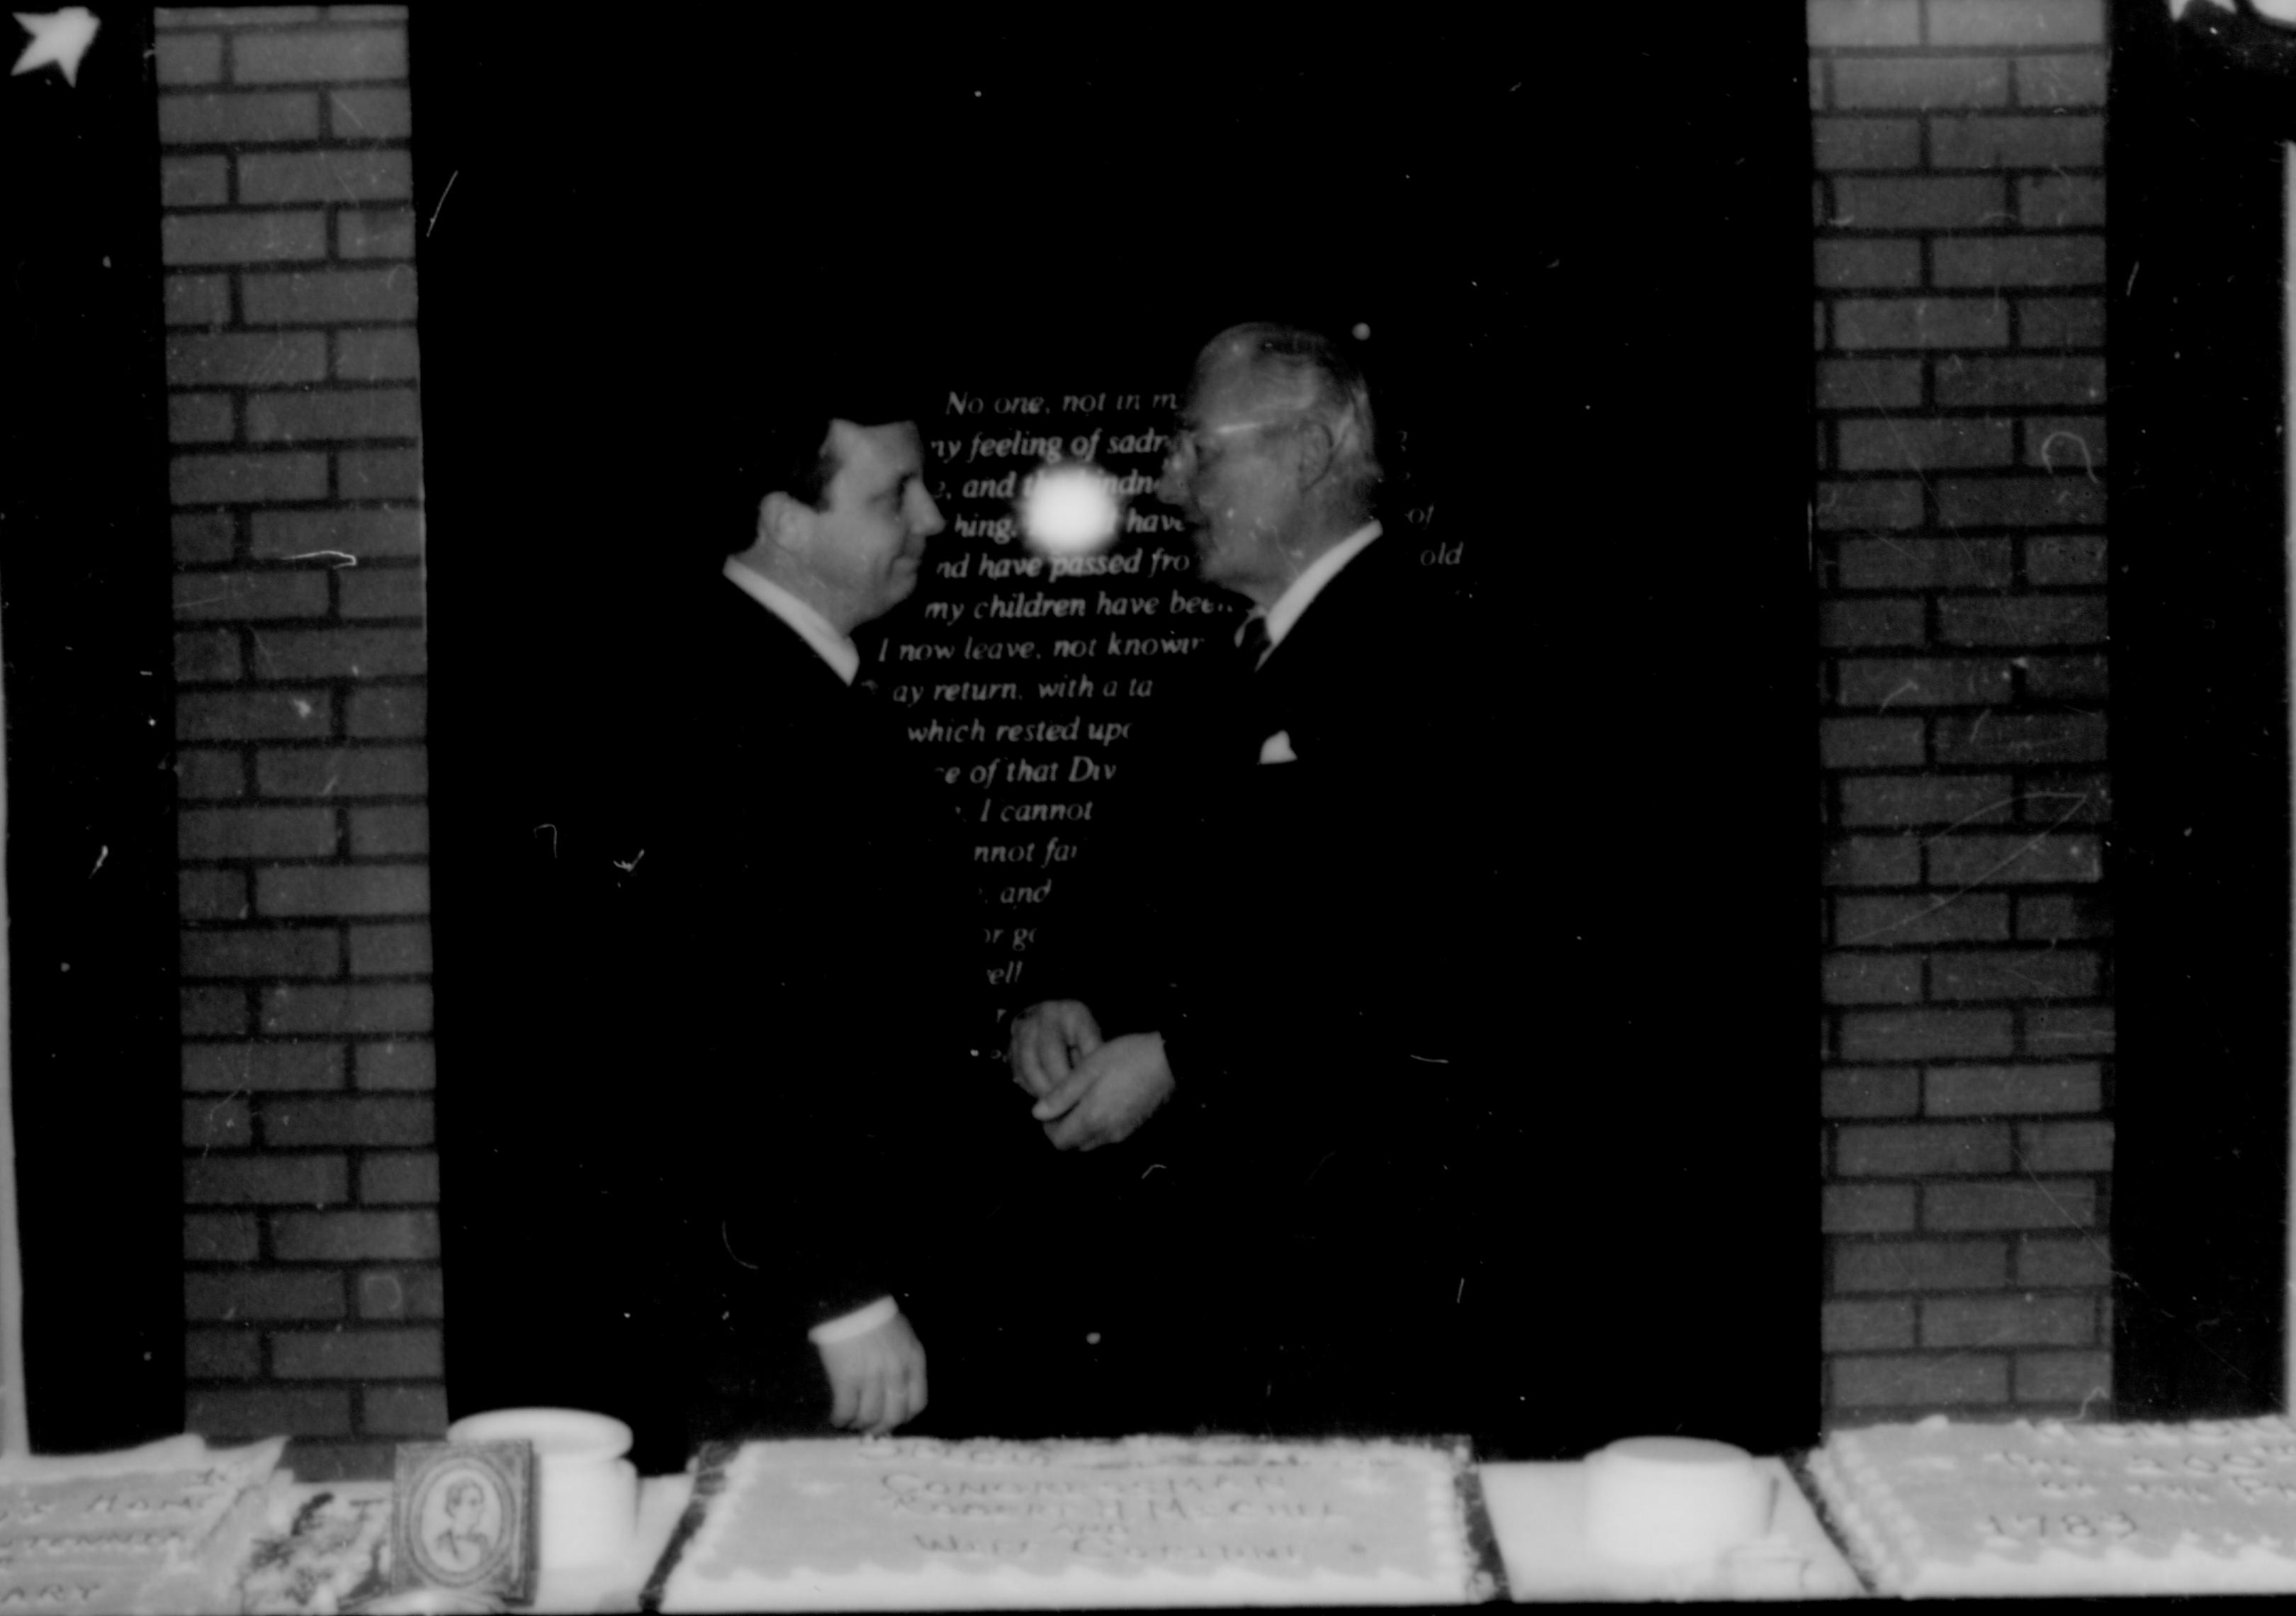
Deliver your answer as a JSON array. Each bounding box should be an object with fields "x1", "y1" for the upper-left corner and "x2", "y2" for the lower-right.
[
  {"x1": 818, "y1": 1313, "x2": 928, "y2": 1433},
  {"x1": 1030, "y1": 1032, "x2": 1174, "y2": 1151},
  {"x1": 1008, "y1": 999, "x2": 1103, "y2": 1100}
]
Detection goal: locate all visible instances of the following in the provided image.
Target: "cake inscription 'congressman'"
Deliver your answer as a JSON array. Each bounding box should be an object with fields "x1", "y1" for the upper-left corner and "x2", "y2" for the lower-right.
[
  {"x1": 651, "y1": 1435, "x2": 1497, "y2": 1610},
  {"x1": 1808, "y1": 1414, "x2": 2296, "y2": 1596}
]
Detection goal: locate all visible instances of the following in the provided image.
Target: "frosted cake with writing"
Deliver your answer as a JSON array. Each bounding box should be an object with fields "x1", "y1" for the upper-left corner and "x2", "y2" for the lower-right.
[
  {"x1": 0, "y1": 1433, "x2": 285, "y2": 1613},
  {"x1": 651, "y1": 1436, "x2": 1497, "y2": 1610},
  {"x1": 1807, "y1": 1414, "x2": 2296, "y2": 1595}
]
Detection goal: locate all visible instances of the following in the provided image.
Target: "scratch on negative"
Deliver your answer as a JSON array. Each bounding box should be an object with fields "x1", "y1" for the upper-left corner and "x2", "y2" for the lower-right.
[
  {"x1": 199, "y1": 1097, "x2": 240, "y2": 1156},
  {"x1": 2037, "y1": 430, "x2": 2102, "y2": 486},
  {"x1": 1922, "y1": 789, "x2": 2097, "y2": 899},
  {"x1": 283, "y1": 550, "x2": 360, "y2": 568},
  {"x1": 1915, "y1": 793, "x2": 2030, "y2": 853},
  {"x1": 1841, "y1": 789, "x2": 2095, "y2": 945},
  {"x1": 1937, "y1": 790, "x2": 2096, "y2": 887},
  {"x1": 720, "y1": 1221, "x2": 758, "y2": 1271},
  {"x1": 2015, "y1": 1155, "x2": 2113, "y2": 1264},
  {"x1": 427, "y1": 169, "x2": 459, "y2": 237},
  {"x1": 1838, "y1": 793, "x2": 2021, "y2": 942}
]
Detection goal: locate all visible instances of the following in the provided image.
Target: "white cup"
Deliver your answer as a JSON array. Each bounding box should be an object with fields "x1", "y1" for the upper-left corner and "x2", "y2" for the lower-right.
[
  {"x1": 446, "y1": 1408, "x2": 638, "y2": 1572},
  {"x1": 1582, "y1": 1435, "x2": 1774, "y2": 1568}
]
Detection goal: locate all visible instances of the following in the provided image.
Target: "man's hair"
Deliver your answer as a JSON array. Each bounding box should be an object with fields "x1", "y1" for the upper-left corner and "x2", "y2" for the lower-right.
[
  {"x1": 1196, "y1": 322, "x2": 1382, "y2": 513},
  {"x1": 721, "y1": 358, "x2": 930, "y2": 553}
]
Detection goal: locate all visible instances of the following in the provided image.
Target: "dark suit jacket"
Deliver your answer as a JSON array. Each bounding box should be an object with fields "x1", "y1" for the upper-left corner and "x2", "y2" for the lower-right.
[
  {"x1": 567, "y1": 573, "x2": 993, "y2": 1457},
  {"x1": 1028, "y1": 529, "x2": 1498, "y2": 1437}
]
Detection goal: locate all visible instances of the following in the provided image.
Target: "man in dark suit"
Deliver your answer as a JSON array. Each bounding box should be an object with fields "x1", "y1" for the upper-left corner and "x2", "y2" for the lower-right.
[
  {"x1": 1008, "y1": 323, "x2": 1492, "y2": 1439},
  {"x1": 587, "y1": 391, "x2": 997, "y2": 1465}
]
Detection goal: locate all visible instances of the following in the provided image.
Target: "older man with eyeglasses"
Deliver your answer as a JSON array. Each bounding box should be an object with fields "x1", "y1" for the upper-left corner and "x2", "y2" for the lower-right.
[{"x1": 1006, "y1": 322, "x2": 1490, "y2": 1440}]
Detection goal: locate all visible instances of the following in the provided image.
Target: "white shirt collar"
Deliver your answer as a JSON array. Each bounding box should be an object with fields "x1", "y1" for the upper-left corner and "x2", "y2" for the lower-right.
[
  {"x1": 722, "y1": 556, "x2": 860, "y2": 685},
  {"x1": 1259, "y1": 520, "x2": 1382, "y2": 650}
]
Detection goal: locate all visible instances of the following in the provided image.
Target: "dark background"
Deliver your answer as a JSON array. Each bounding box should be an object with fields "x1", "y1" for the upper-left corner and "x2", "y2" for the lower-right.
[
  {"x1": 6, "y1": 9, "x2": 182, "y2": 1450},
  {"x1": 2111, "y1": 0, "x2": 2294, "y2": 1418},
  {"x1": 412, "y1": 17, "x2": 1817, "y2": 1457}
]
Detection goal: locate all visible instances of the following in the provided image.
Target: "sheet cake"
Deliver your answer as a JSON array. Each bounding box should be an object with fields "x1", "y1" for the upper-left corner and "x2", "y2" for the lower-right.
[
  {"x1": 1808, "y1": 1413, "x2": 2296, "y2": 1596},
  {"x1": 650, "y1": 1435, "x2": 1498, "y2": 1610}
]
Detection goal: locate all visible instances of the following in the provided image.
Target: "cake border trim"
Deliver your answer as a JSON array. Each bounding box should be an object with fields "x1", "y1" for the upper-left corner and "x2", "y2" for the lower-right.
[
  {"x1": 639, "y1": 1439, "x2": 738, "y2": 1615},
  {"x1": 1785, "y1": 1448, "x2": 1880, "y2": 1600},
  {"x1": 1449, "y1": 1450, "x2": 1509, "y2": 1604}
]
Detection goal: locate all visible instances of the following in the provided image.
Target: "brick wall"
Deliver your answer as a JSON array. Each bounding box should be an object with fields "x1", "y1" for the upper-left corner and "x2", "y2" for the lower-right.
[
  {"x1": 158, "y1": 5, "x2": 438, "y2": 1477},
  {"x1": 1811, "y1": 0, "x2": 2114, "y2": 1423}
]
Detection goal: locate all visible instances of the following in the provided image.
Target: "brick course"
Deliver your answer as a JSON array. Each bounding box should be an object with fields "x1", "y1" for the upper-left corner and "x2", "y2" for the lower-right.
[
  {"x1": 160, "y1": 7, "x2": 439, "y2": 1467},
  {"x1": 1811, "y1": 0, "x2": 2112, "y2": 1422}
]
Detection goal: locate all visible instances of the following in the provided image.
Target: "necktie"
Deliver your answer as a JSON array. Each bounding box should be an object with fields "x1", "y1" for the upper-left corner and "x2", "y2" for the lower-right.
[
  {"x1": 1228, "y1": 613, "x2": 1278, "y2": 764},
  {"x1": 1232, "y1": 612, "x2": 1271, "y2": 673}
]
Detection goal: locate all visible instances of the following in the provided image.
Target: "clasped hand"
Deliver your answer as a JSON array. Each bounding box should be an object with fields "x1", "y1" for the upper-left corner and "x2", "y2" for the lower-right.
[{"x1": 1008, "y1": 999, "x2": 1173, "y2": 1152}]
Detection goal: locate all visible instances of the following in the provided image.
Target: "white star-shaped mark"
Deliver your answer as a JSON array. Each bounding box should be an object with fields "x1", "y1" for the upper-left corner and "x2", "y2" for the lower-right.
[{"x1": 12, "y1": 8, "x2": 98, "y2": 86}]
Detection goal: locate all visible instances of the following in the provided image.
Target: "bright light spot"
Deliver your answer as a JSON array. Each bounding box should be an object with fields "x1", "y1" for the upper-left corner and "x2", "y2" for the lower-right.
[
  {"x1": 1022, "y1": 464, "x2": 1119, "y2": 554},
  {"x1": 1351, "y1": 322, "x2": 1371, "y2": 340}
]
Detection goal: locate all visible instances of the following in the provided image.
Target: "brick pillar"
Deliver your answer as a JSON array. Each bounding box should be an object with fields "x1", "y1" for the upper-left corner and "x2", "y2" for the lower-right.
[
  {"x1": 159, "y1": 4, "x2": 440, "y2": 1477},
  {"x1": 1811, "y1": 0, "x2": 2113, "y2": 1423}
]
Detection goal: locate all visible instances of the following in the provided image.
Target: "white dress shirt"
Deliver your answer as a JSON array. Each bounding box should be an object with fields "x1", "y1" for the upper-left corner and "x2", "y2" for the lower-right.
[
  {"x1": 722, "y1": 556, "x2": 860, "y2": 685},
  {"x1": 1260, "y1": 520, "x2": 1382, "y2": 653}
]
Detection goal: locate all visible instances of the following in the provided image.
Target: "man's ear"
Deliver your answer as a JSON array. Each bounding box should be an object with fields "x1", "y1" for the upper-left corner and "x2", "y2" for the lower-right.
[
  {"x1": 759, "y1": 491, "x2": 806, "y2": 552},
  {"x1": 1290, "y1": 421, "x2": 1337, "y2": 492}
]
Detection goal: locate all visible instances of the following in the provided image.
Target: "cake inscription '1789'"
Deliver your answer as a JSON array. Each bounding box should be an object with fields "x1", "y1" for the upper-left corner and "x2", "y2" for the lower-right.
[{"x1": 1982, "y1": 1512, "x2": 2137, "y2": 1542}]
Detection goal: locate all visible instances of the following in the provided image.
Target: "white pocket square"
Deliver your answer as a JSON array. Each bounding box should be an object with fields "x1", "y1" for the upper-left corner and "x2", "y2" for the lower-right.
[{"x1": 1259, "y1": 730, "x2": 1295, "y2": 764}]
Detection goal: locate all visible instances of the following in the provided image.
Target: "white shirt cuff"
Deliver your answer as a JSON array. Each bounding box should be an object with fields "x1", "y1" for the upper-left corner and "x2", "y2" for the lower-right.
[{"x1": 807, "y1": 1296, "x2": 899, "y2": 1345}]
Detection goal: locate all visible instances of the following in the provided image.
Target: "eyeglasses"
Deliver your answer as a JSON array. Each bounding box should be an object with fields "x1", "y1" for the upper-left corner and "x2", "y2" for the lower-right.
[{"x1": 1163, "y1": 415, "x2": 1302, "y2": 468}]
